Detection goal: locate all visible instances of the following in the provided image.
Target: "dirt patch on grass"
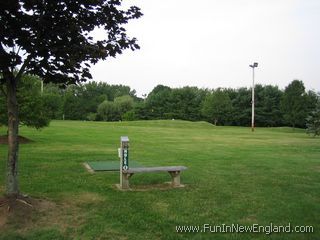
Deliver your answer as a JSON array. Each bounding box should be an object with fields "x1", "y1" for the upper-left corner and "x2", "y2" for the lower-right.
[
  {"x1": 0, "y1": 196, "x2": 48, "y2": 229},
  {"x1": 154, "y1": 201, "x2": 169, "y2": 213},
  {"x1": 61, "y1": 192, "x2": 105, "y2": 207},
  {"x1": 240, "y1": 214, "x2": 257, "y2": 224},
  {"x1": 0, "y1": 135, "x2": 33, "y2": 144},
  {"x1": 0, "y1": 192, "x2": 104, "y2": 235},
  {"x1": 313, "y1": 166, "x2": 320, "y2": 172}
]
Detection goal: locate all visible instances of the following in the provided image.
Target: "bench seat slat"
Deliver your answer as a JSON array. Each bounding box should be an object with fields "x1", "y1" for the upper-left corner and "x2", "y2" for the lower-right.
[{"x1": 124, "y1": 166, "x2": 187, "y2": 173}]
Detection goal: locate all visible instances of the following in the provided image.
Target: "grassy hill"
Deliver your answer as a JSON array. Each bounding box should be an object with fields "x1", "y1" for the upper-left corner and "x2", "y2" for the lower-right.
[{"x1": 0, "y1": 120, "x2": 319, "y2": 239}]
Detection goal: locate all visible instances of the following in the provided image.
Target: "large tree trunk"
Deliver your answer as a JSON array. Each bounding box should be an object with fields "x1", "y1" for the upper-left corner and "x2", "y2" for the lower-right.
[{"x1": 6, "y1": 75, "x2": 20, "y2": 197}]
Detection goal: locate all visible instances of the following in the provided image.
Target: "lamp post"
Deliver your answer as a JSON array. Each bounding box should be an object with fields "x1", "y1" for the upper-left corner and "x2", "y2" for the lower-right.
[{"x1": 249, "y1": 62, "x2": 258, "y2": 132}]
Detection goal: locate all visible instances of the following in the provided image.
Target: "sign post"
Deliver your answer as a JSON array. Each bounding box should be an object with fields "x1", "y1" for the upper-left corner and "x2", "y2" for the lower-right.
[{"x1": 120, "y1": 136, "x2": 130, "y2": 189}]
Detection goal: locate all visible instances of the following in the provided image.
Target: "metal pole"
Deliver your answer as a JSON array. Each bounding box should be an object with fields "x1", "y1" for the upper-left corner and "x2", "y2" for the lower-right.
[{"x1": 251, "y1": 67, "x2": 255, "y2": 132}]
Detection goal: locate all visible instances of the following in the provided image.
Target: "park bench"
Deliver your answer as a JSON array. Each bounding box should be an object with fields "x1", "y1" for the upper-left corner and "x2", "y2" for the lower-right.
[
  {"x1": 121, "y1": 166, "x2": 187, "y2": 189},
  {"x1": 118, "y1": 136, "x2": 188, "y2": 190}
]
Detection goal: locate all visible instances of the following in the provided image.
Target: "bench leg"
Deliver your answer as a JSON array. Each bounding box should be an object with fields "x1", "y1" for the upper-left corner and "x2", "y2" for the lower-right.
[
  {"x1": 169, "y1": 171, "x2": 181, "y2": 187},
  {"x1": 121, "y1": 173, "x2": 134, "y2": 189}
]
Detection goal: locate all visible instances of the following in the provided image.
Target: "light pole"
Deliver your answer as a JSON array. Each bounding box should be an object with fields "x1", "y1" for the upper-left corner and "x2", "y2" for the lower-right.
[{"x1": 249, "y1": 62, "x2": 258, "y2": 132}]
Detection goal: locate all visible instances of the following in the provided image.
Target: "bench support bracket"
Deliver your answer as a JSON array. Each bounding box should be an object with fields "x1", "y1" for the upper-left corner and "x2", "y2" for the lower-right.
[
  {"x1": 121, "y1": 173, "x2": 134, "y2": 189},
  {"x1": 169, "y1": 171, "x2": 181, "y2": 187}
]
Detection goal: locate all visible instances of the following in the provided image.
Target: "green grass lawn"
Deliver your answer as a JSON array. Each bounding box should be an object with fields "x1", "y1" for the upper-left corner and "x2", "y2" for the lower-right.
[{"x1": 0, "y1": 120, "x2": 319, "y2": 240}]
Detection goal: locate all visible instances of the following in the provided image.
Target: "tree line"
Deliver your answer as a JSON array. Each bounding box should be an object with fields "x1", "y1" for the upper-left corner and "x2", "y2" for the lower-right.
[{"x1": 1, "y1": 75, "x2": 319, "y2": 129}]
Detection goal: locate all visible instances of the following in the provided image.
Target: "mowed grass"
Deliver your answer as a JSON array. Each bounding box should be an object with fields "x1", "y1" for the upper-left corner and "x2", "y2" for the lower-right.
[{"x1": 0, "y1": 120, "x2": 319, "y2": 240}]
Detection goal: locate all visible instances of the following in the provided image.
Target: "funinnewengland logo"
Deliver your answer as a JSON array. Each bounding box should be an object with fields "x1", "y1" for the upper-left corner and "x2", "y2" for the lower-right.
[{"x1": 175, "y1": 223, "x2": 314, "y2": 235}]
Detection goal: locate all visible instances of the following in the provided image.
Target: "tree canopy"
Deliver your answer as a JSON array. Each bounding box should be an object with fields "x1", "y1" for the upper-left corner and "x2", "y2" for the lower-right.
[
  {"x1": 0, "y1": 0, "x2": 142, "y2": 85},
  {"x1": 0, "y1": 0, "x2": 142, "y2": 197},
  {"x1": 37, "y1": 80, "x2": 319, "y2": 129},
  {"x1": 280, "y1": 80, "x2": 308, "y2": 128},
  {"x1": 201, "y1": 89, "x2": 232, "y2": 125}
]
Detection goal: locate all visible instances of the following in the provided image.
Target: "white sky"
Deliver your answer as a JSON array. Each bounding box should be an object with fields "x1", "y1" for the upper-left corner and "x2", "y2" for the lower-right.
[{"x1": 91, "y1": 0, "x2": 320, "y2": 97}]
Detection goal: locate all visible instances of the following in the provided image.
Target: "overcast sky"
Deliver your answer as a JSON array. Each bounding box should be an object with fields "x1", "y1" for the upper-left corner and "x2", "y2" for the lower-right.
[{"x1": 91, "y1": 0, "x2": 320, "y2": 97}]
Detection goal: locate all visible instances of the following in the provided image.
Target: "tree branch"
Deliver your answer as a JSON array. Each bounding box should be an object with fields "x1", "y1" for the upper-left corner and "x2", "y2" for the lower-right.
[
  {"x1": 15, "y1": 55, "x2": 32, "y2": 82},
  {"x1": 16, "y1": 46, "x2": 21, "y2": 56}
]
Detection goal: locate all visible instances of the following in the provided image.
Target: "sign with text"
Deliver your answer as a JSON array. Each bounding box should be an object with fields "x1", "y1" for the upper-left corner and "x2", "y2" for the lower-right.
[{"x1": 122, "y1": 148, "x2": 129, "y2": 170}]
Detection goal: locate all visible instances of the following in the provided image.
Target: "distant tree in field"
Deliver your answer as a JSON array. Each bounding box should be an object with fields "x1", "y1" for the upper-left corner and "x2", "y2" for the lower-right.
[
  {"x1": 0, "y1": 0, "x2": 142, "y2": 197},
  {"x1": 97, "y1": 100, "x2": 119, "y2": 121},
  {"x1": 114, "y1": 95, "x2": 134, "y2": 115},
  {"x1": 170, "y1": 87, "x2": 205, "y2": 121},
  {"x1": 306, "y1": 92, "x2": 320, "y2": 136},
  {"x1": 42, "y1": 83, "x2": 64, "y2": 120},
  {"x1": 201, "y1": 89, "x2": 232, "y2": 125},
  {"x1": 254, "y1": 85, "x2": 283, "y2": 127},
  {"x1": 97, "y1": 95, "x2": 134, "y2": 121},
  {"x1": 305, "y1": 90, "x2": 319, "y2": 114},
  {"x1": 281, "y1": 80, "x2": 307, "y2": 128},
  {"x1": 145, "y1": 85, "x2": 172, "y2": 119},
  {"x1": 306, "y1": 107, "x2": 320, "y2": 136},
  {"x1": 0, "y1": 74, "x2": 50, "y2": 129},
  {"x1": 122, "y1": 110, "x2": 137, "y2": 121},
  {"x1": 59, "y1": 82, "x2": 138, "y2": 120},
  {"x1": 145, "y1": 85, "x2": 206, "y2": 121},
  {"x1": 230, "y1": 87, "x2": 251, "y2": 126},
  {"x1": 129, "y1": 102, "x2": 149, "y2": 120}
]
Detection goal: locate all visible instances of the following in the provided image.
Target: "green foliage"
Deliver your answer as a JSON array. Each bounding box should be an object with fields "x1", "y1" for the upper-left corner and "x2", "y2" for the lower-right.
[
  {"x1": 58, "y1": 82, "x2": 137, "y2": 120},
  {"x1": 0, "y1": 0, "x2": 142, "y2": 197},
  {"x1": 114, "y1": 95, "x2": 134, "y2": 114},
  {"x1": 28, "y1": 80, "x2": 318, "y2": 129},
  {"x1": 97, "y1": 100, "x2": 119, "y2": 121},
  {"x1": 170, "y1": 87, "x2": 206, "y2": 121},
  {"x1": 145, "y1": 85, "x2": 206, "y2": 121},
  {"x1": 96, "y1": 95, "x2": 134, "y2": 121},
  {"x1": 86, "y1": 112, "x2": 98, "y2": 121},
  {"x1": 281, "y1": 80, "x2": 308, "y2": 128},
  {"x1": 254, "y1": 84, "x2": 283, "y2": 127},
  {"x1": 122, "y1": 110, "x2": 137, "y2": 121},
  {"x1": 201, "y1": 89, "x2": 232, "y2": 125},
  {"x1": 145, "y1": 85, "x2": 172, "y2": 119},
  {"x1": 0, "y1": 1, "x2": 142, "y2": 84},
  {"x1": 229, "y1": 87, "x2": 251, "y2": 126},
  {"x1": 42, "y1": 93, "x2": 63, "y2": 119},
  {"x1": 0, "y1": 74, "x2": 50, "y2": 129},
  {"x1": 130, "y1": 102, "x2": 149, "y2": 120},
  {"x1": 62, "y1": 87, "x2": 87, "y2": 120},
  {"x1": 306, "y1": 107, "x2": 320, "y2": 137}
]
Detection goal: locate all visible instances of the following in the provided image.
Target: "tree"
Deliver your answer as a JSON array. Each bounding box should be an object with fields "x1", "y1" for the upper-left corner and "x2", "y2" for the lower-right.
[
  {"x1": 0, "y1": 1, "x2": 142, "y2": 197},
  {"x1": 130, "y1": 102, "x2": 149, "y2": 120},
  {"x1": 201, "y1": 89, "x2": 232, "y2": 125},
  {"x1": 306, "y1": 108, "x2": 320, "y2": 137},
  {"x1": 0, "y1": 74, "x2": 50, "y2": 129},
  {"x1": 254, "y1": 85, "x2": 283, "y2": 127},
  {"x1": 306, "y1": 92, "x2": 320, "y2": 136},
  {"x1": 42, "y1": 83, "x2": 64, "y2": 119},
  {"x1": 97, "y1": 100, "x2": 119, "y2": 121},
  {"x1": 145, "y1": 85, "x2": 172, "y2": 119},
  {"x1": 170, "y1": 87, "x2": 205, "y2": 121},
  {"x1": 114, "y1": 95, "x2": 134, "y2": 117},
  {"x1": 62, "y1": 85, "x2": 87, "y2": 120},
  {"x1": 230, "y1": 87, "x2": 251, "y2": 126},
  {"x1": 305, "y1": 90, "x2": 319, "y2": 115},
  {"x1": 281, "y1": 80, "x2": 307, "y2": 128}
]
